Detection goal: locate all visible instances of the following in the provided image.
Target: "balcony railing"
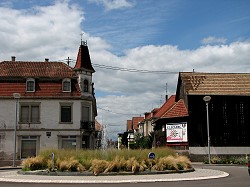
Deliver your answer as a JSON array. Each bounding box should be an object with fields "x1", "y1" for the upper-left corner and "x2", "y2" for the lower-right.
[{"x1": 80, "y1": 121, "x2": 95, "y2": 131}]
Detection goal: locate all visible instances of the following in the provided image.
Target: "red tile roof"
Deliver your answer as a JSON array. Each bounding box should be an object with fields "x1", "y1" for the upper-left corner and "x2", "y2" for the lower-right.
[
  {"x1": 0, "y1": 61, "x2": 81, "y2": 98},
  {"x1": 154, "y1": 95, "x2": 188, "y2": 119},
  {"x1": 127, "y1": 120, "x2": 132, "y2": 131},
  {"x1": 132, "y1": 117, "x2": 144, "y2": 130},
  {"x1": 161, "y1": 99, "x2": 188, "y2": 118},
  {"x1": 0, "y1": 61, "x2": 75, "y2": 78},
  {"x1": 95, "y1": 120, "x2": 102, "y2": 131},
  {"x1": 74, "y1": 44, "x2": 95, "y2": 72},
  {"x1": 154, "y1": 95, "x2": 176, "y2": 118}
]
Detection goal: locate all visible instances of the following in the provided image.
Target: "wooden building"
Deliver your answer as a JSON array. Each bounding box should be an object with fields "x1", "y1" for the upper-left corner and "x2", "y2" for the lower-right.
[{"x1": 176, "y1": 72, "x2": 250, "y2": 155}]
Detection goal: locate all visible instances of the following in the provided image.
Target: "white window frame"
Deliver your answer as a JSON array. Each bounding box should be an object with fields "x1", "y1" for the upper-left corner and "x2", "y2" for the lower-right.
[
  {"x1": 26, "y1": 78, "x2": 35, "y2": 92},
  {"x1": 62, "y1": 78, "x2": 71, "y2": 92}
]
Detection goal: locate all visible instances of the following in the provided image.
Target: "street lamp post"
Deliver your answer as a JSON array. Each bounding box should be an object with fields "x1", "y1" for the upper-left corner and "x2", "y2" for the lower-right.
[
  {"x1": 13, "y1": 93, "x2": 21, "y2": 167},
  {"x1": 203, "y1": 96, "x2": 211, "y2": 164}
]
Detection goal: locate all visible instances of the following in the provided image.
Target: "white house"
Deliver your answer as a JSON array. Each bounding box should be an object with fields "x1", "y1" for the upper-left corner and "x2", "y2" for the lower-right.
[{"x1": 0, "y1": 41, "x2": 97, "y2": 160}]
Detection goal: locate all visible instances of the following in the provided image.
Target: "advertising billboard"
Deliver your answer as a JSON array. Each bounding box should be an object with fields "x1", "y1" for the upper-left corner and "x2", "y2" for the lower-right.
[{"x1": 166, "y1": 122, "x2": 188, "y2": 142}]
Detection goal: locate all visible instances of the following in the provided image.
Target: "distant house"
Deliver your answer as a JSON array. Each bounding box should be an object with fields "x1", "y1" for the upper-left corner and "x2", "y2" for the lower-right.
[
  {"x1": 175, "y1": 72, "x2": 250, "y2": 155},
  {"x1": 138, "y1": 95, "x2": 188, "y2": 148},
  {"x1": 152, "y1": 95, "x2": 188, "y2": 148},
  {"x1": 126, "y1": 120, "x2": 133, "y2": 132},
  {"x1": 0, "y1": 42, "x2": 98, "y2": 160}
]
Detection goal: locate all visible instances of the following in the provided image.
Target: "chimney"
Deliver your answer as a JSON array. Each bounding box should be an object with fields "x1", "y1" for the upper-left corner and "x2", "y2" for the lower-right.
[
  {"x1": 165, "y1": 95, "x2": 168, "y2": 101},
  {"x1": 11, "y1": 56, "x2": 16, "y2": 61},
  {"x1": 45, "y1": 58, "x2": 49, "y2": 62}
]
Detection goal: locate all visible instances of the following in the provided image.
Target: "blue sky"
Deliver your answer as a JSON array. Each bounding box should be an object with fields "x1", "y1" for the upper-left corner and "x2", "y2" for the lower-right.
[
  {"x1": 1, "y1": 0, "x2": 250, "y2": 139},
  {"x1": 5, "y1": 0, "x2": 250, "y2": 52},
  {"x1": 82, "y1": 0, "x2": 250, "y2": 52}
]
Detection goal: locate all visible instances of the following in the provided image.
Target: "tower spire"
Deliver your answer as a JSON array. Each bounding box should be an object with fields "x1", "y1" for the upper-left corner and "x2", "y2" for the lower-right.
[{"x1": 74, "y1": 35, "x2": 95, "y2": 73}]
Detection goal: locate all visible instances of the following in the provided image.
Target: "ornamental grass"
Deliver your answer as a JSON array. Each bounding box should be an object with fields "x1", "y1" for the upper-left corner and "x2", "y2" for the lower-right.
[{"x1": 21, "y1": 148, "x2": 192, "y2": 175}]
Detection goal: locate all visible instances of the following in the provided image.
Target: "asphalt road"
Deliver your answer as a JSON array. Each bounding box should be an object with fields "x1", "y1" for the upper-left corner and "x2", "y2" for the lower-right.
[{"x1": 0, "y1": 164, "x2": 249, "y2": 187}]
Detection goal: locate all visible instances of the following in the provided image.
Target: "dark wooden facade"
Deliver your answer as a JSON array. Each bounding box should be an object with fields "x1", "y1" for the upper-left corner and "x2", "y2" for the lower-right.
[
  {"x1": 176, "y1": 72, "x2": 250, "y2": 147},
  {"x1": 188, "y1": 95, "x2": 250, "y2": 146}
]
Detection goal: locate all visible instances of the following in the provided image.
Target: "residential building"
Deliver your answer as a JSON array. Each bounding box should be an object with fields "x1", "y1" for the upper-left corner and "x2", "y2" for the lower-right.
[{"x1": 0, "y1": 41, "x2": 97, "y2": 160}]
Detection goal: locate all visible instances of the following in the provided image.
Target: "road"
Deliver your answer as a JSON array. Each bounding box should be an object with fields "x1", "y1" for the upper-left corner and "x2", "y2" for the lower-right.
[{"x1": 0, "y1": 164, "x2": 249, "y2": 187}]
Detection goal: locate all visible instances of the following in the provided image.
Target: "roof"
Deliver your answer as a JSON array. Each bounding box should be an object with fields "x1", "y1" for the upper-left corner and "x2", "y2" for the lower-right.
[
  {"x1": 0, "y1": 61, "x2": 81, "y2": 98},
  {"x1": 179, "y1": 72, "x2": 250, "y2": 96},
  {"x1": 74, "y1": 44, "x2": 95, "y2": 73},
  {"x1": 127, "y1": 120, "x2": 132, "y2": 131},
  {"x1": 0, "y1": 61, "x2": 75, "y2": 78},
  {"x1": 95, "y1": 120, "x2": 102, "y2": 131},
  {"x1": 154, "y1": 95, "x2": 176, "y2": 118},
  {"x1": 132, "y1": 117, "x2": 144, "y2": 130},
  {"x1": 161, "y1": 99, "x2": 188, "y2": 118},
  {"x1": 154, "y1": 95, "x2": 188, "y2": 119}
]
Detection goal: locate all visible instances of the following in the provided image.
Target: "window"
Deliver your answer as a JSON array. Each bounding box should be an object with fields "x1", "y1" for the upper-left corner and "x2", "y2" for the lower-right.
[
  {"x1": 26, "y1": 78, "x2": 35, "y2": 92},
  {"x1": 82, "y1": 106, "x2": 90, "y2": 121},
  {"x1": 60, "y1": 103, "x2": 73, "y2": 123},
  {"x1": 20, "y1": 103, "x2": 40, "y2": 123},
  {"x1": 61, "y1": 136, "x2": 76, "y2": 149},
  {"x1": 62, "y1": 78, "x2": 71, "y2": 92},
  {"x1": 83, "y1": 79, "x2": 88, "y2": 92},
  {"x1": 21, "y1": 136, "x2": 38, "y2": 158}
]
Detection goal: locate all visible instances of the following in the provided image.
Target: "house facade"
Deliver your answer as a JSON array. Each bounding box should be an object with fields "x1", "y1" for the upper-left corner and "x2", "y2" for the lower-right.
[
  {"x1": 0, "y1": 42, "x2": 97, "y2": 160},
  {"x1": 175, "y1": 72, "x2": 250, "y2": 155}
]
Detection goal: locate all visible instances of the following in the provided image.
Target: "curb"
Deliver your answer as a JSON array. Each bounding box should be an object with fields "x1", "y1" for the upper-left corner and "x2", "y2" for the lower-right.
[
  {"x1": 17, "y1": 168, "x2": 195, "y2": 176},
  {"x1": 0, "y1": 167, "x2": 22, "y2": 170},
  {"x1": 0, "y1": 168, "x2": 229, "y2": 184}
]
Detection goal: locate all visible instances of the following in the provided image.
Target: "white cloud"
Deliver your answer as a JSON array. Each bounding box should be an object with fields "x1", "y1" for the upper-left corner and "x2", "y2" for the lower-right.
[
  {"x1": 201, "y1": 36, "x2": 227, "y2": 45},
  {"x1": 0, "y1": 1, "x2": 83, "y2": 61},
  {"x1": 1, "y1": 1, "x2": 250, "y2": 140},
  {"x1": 88, "y1": 0, "x2": 134, "y2": 11}
]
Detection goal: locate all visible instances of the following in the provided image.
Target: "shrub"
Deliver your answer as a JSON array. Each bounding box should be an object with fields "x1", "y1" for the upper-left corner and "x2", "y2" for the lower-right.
[
  {"x1": 67, "y1": 157, "x2": 85, "y2": 172},
  {"x1": 176, "y1": 155, "x2": 192, "y2": 170},
  {"x1": 21, "y1": 156, "x2": 47, "y2": 171},
  {"x1": 125, "y1": 157, "x2": 140, "y2": 173},
  {"x1": 152, "y1": 156, "x2": 178, "y2": 171},
  {"x1": 90, "y1": 159, "x2": 109, "y2": 175},
  {"x1": 104, "y1": 156, "x2": 126, "y2": 173},
  {"x1": 56, "y1": 159, "x2": 68, "y2": 171}
]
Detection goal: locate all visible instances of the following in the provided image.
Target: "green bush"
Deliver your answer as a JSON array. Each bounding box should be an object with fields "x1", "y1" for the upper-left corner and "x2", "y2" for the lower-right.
[{"x1": 205, "y1": 155, "x2": 248, "y2": 165}]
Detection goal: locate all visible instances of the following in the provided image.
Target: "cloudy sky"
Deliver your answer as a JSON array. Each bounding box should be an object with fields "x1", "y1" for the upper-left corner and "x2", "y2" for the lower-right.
[{"x1": 0, "y1": 0, "x2": 250, "y2": 140}]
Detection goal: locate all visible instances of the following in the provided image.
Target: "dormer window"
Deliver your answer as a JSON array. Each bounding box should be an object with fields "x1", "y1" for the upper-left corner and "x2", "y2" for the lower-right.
[
  {"x1": 26, "y1": 78, "x2": 35, "y2": 92},
  {"x1": 62, "y1": 78, "x2": 71, "y2": 92},
  {"x1": 83, "y1": 79, "x2": 88, "y2": 92}
]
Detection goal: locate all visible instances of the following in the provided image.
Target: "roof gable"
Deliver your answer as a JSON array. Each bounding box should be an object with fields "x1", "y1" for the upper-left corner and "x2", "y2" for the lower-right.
[
  {"x1": 154, "y1": 95, "x2": 188, "y2": 119},
  {"x1": 161, "y1": 99, "x2": 188, "y2": 118},
  {"x1": 132, "y1": 117, "x2": 144, "y2": 130},
  {"x1": 154, "y1": 95, "x2": 176, "y2": 118}
]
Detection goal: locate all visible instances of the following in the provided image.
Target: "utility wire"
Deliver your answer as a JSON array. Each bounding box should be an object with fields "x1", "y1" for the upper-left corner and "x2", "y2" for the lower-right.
[
  {"x1": 97, "y1": 106, "x2": 140, "y2": 116},
  {"x1": 59, "y1": 58, "x2": 178, "y2": 74},
  {"x1": 92, "y1": 63, "x2": 178, "y2": 74}
]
